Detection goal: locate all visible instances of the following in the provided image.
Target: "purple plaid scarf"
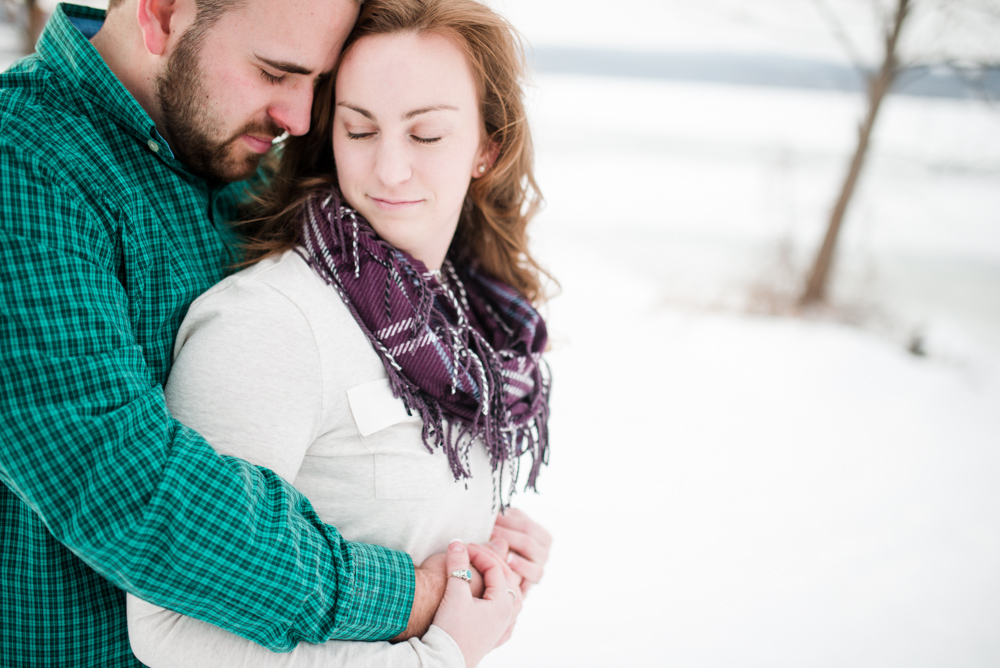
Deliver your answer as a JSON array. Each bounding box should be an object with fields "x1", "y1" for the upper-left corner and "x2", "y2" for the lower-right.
[{"x1": 299, "y1": 187, "x2": 549, "y2": 503}]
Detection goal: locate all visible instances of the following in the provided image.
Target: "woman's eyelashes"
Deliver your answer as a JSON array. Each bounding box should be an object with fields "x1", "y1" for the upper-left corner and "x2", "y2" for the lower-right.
[
  {"x1": 411, "y1": 134, "x2": 441, "y2": 145},
  {"x1": 343, "y1": 128, "x2": 443, "y2": 144}
]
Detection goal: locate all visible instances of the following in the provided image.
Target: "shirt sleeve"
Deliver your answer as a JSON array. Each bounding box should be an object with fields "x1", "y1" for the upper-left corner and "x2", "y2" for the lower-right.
[
  {"x1": 125, "y1": 264, "x2": 463, "y2": 668},
  {"x1": 0, "y1": 146, "x2": 414, "y2": 649}
]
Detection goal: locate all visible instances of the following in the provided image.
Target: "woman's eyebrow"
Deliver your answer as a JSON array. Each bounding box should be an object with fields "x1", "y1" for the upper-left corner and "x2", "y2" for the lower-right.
[
  {"x1": 337, "y1": 102, "x2": 373, "y2": 120},
  {"x1": 403, "y1": 104, "x2": 458, "y2": 120},
  {"x1": 336, "y1": 103, "x2": 459, "y2": 121}
]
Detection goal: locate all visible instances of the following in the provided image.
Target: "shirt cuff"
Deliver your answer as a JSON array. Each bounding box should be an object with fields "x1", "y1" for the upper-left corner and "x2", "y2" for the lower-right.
[{"x1": 338, "y1": 540, "x2": 416, "y2": 640}]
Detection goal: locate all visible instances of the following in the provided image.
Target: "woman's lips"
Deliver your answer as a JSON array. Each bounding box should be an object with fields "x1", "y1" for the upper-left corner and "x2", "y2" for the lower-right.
[
  {"x1": 369, "y1": 196, "x2": 422, "y2": 211},
  {"x1": 242, "y1": 134, "x2": 274, "y2": 154}
]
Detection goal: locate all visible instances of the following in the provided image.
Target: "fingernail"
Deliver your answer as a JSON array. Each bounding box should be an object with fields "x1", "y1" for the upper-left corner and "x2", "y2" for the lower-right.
[
  {"x1": 489, "y1": 539, "x2": 504, "y2": 551},
  {"x1": 506, "y1": 552, "x2": 514, "y2": 564},
  {"x1": 449, "y1": 538, "x2": 464, "y2": 551}
]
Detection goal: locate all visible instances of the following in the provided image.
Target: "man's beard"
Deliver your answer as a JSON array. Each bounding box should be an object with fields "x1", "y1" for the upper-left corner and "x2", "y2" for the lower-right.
[{"x1": 155, "y1": 31, "x2": 283, "y2": 183}]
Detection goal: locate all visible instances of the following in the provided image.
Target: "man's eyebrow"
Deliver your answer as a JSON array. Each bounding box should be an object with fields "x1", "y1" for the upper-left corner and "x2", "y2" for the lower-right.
[{"x1": 256, "y1": 54, "x2": 313, "y2": 76}]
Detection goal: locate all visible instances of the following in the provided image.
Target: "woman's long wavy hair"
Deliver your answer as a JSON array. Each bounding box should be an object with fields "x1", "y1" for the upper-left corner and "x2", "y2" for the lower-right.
[{"x1": 240, "y1": 0, "x2": 552, "y2": 304}]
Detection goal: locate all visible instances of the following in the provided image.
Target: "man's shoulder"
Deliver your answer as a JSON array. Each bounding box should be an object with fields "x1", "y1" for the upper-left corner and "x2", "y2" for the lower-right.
[
  {"x1": 1, "y1": 64, "x2": 127, "y2": 252},
  {"x1": 3, "y1": 49, "x2": 126, "y2": 163},
  {"x1": 1, "y1": 52, "x2": 80, "y2": 136},
  {"x1": 1, "y1": 63, "x2": 139, "y2": 230}
]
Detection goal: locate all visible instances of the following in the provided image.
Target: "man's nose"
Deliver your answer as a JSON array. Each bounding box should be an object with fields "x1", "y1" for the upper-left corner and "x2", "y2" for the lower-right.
[{"x1": 268, "y1": 84, "x2": 313, "y2": 137}]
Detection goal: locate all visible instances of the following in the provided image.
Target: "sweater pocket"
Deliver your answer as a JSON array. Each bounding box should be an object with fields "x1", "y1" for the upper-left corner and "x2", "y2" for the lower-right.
[
  {"x1": 347, "y1": 378, "x2": 456, "y2": 500},
  {"x1": 346, "y1": 378, "x2": 413, "y2": 437}
]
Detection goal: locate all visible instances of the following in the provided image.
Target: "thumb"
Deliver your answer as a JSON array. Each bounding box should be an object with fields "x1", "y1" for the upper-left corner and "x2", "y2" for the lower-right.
[{"x1": 444, "y1": 539, "x2": 473, "y2": 600}]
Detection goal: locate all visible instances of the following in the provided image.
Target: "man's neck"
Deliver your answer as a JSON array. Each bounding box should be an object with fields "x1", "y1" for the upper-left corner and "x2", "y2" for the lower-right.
[{"x1": 90, "y1": 9, "x2": 164, "y2": 131}]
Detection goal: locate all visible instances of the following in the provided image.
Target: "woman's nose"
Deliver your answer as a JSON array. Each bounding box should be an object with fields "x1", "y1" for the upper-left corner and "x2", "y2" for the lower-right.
[{"x1": 374, "y1": 138, "x2": 412, "y2": 186}]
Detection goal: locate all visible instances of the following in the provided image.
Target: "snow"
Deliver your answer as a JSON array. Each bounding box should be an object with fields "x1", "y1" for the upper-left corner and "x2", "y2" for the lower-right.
[
  {"x1": 482, "y1": 237, "x2": 1000, "y2": 666},
  {"x1": 478, "y1": 72, "x2": 1000, "y2": 667},
  {"x1": 5, "y1": 4, "x2": 1000, "y2": 666}
]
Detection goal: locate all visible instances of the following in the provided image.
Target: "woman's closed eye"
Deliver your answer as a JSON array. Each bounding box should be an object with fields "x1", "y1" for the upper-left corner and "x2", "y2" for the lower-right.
[
  {"x1": 344, "y1": 131, "x2": 442, "y2": 144},
  {"x1": 411, "y1": 134, "x2": 441, "y2": 145}
]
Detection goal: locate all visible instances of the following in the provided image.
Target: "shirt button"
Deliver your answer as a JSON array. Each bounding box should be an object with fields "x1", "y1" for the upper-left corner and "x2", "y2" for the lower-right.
[{"x1": 147, "y1": 140, "x2": 160, "y2": 153}]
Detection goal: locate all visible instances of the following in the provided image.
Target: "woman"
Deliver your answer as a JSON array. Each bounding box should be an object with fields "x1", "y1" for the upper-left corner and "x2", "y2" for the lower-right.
[{"x1": 126, "y1": 0, "x2": 552, "y2": 666}]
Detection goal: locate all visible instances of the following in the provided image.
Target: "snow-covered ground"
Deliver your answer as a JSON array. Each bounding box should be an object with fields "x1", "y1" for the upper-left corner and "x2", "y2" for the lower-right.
[
  {"x1": 487, "y1": 241, "x2": 1000, "y2": 668},
  {"x1": 5, "y1": 3, "x2": 1000, "y2": 666},
  {"x1": 480, "y1": 73, "x2": 1000, "y2": 667}
]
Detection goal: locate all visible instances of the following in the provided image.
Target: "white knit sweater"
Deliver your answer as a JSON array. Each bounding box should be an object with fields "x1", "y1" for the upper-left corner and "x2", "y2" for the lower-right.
[{"x1": 127, "y1": 249, "x2": 498, "y2": 668}]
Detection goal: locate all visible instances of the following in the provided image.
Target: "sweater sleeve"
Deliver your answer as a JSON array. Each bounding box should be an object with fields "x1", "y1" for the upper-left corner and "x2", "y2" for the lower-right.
[
  {"x1": 0, "y1": 148, "x2": 413, "y2": 651},
  {"x1": 126, "y1": 274, "x2": 462, "y2": 668},
  {"x1": 127, "y1": 595, "x2": 463, "y2": 668}
]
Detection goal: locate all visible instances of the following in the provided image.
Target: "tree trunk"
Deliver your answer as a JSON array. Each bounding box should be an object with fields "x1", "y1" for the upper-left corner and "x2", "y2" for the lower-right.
[
  {"x1": 799, "y1": 0, "x2": 910, "y2": 307},
  {"x1": 24, "y1": 0, "x2": 47, "y2": 54}
]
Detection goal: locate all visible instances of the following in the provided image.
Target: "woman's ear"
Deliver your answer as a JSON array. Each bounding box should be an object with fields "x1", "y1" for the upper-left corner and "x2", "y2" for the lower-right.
[
  {"x1": 137, "y1": 0, "x2": 192, "y2": 56},
  {"x1": 471, "y1": 140, "x2": 500, "y2": 179}
]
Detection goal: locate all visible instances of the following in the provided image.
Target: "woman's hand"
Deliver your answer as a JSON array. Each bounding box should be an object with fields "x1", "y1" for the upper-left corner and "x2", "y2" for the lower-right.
[
  {"x1": 417, "y1": 551, "x2": 487, "y2": 598},
  {"x1": 431, "y1": 540, "x2": 522, "y2": 667},
  {"x1": 490, "y1": 508, "x2": 552, "y2": 597}
]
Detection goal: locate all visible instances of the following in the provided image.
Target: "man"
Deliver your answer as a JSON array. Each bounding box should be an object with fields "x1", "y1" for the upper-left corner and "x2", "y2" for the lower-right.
[{"x1": 0, "y1": 1, "x2": 464, "y2": 664}]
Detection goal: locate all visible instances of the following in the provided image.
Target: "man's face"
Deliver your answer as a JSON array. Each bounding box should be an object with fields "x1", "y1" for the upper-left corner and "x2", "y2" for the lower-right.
[{"x1": 156, "y1": 0, "x2": 358, "y2": 183}]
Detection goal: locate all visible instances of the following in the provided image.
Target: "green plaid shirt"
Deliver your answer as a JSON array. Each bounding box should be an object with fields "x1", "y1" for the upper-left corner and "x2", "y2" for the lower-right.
[{"x1": 0, "y1": 5, "x2": 414, "y2": 666}]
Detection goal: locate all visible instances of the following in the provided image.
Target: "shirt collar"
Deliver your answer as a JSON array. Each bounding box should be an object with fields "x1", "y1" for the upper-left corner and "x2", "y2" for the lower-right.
[{"x1": 36, "y1": 3, "x2": 175, "y2": 159}]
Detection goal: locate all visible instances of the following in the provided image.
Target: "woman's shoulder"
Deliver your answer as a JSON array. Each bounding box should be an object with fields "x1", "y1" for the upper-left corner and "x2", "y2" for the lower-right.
[
  {"x1": 179, "y1": 247, "x2": 363, "y2": 352},
  {"x1": 188, "y1": 248, "x2": 330, "y2": 313}
]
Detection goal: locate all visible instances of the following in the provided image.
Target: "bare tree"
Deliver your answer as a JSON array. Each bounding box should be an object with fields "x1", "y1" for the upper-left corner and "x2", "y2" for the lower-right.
[
  {"x1": 24, "y1": 0, "x2": 47, "y2": 53},
  {"x1": 800, "y1": 0, "x2": 909, "y2": 306},
  {"x1": 799, "y1": 0, "x2": 999, "y2": 307},
  {"x1": 2, "y1": 0, "x2": 48, "y2": 54}
]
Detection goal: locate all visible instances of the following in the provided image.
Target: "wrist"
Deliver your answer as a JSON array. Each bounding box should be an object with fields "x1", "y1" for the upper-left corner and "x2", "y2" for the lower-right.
[{"x1": 392, "y1": 563, "x2": 446, "y2": 641}]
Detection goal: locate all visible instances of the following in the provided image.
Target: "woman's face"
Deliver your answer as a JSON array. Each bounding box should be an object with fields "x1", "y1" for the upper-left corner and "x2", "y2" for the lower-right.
[{"x1": 332, "y1": 31, "x2": 489, "y2": 270}]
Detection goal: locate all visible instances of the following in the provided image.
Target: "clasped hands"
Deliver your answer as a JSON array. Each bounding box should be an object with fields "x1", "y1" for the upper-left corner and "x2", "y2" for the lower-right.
[{"x1": 397, "y1": 508, "x2": 552, "y2": 668}]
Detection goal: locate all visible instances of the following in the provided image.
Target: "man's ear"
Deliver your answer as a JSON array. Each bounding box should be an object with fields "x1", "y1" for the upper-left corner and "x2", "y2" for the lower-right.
[{"x1": 137, "y1": 0, "x2": 182, "y2": 56}]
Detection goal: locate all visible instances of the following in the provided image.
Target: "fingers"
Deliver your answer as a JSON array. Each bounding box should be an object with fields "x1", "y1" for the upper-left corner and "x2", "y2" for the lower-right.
[
  {"x1": 467, "y1": 543, "x2": 508, "y2": 596},
  {"x1": 467, "y1": 564, "x2": 486, "y2": 599},
  {"x1": 493, "y1": 508, "x2": 553, "y2": 548},
  {"x1": 487, "y1": 537, "x2": 509, "y2": 560},
  {"x1": 444, "y1": 540, "x2": 473, "y2": 601},
  {"x1": 490, "y1": 525, "x2": 548, "y2": 584},
  {"x1": 471, "y1": 543, "x2": 523, "y2": 593},
  {"x1": 468, "y1": 547, "x2": 522, "y2": 615}
]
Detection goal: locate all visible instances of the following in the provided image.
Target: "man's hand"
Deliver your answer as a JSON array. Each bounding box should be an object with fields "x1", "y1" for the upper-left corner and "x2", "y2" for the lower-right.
[
  {"x1": 391, "y1": 548, "x2": 487, "y2": 641},
  {"x1": 490, "y1": 508, "x2": 552, "y2": 597},
  {"x1": 392, "y1": 507, "x2": 550, "y2": 644}
]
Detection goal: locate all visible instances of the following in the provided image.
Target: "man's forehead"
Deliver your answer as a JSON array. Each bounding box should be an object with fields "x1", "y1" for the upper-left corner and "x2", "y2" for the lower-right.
[{"x1": 209, "y1": 0, "x2": 356, "y2": 72}]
